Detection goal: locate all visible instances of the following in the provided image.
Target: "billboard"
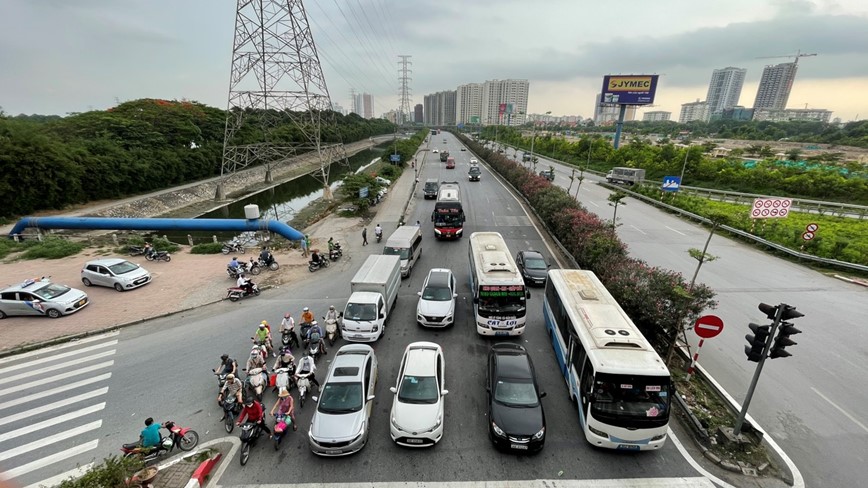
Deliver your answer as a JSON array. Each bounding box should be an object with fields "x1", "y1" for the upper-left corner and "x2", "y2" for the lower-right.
[
  {"x1": 498, "y1": 103, "x2": 514, "y2": 115},
  {"x1": 601, "y1": 75, "x2": 659, "y2": 105}
]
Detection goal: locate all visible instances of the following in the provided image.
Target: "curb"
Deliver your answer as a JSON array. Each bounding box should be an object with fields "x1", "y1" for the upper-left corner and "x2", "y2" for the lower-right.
[
  {"x1": 833, "y1": 274, "x2": 868, "y2": 287},
  {"x1": 184, "y1": 452, "x2": 222, "y2": 488}
]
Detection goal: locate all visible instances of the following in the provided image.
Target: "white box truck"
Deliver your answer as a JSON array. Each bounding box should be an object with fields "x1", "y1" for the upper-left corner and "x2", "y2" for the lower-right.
[
  {"x1": 342, "y1": 254, "x2": 401, "y2": 342},
  {"x1": 605, "y1": 167, "x2": 646, "y2": 185}
]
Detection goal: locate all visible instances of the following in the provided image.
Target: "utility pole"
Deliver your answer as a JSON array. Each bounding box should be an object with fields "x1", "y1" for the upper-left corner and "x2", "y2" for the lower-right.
[{"x1": 398, "y1": 55, "x2": 413, "y2": 127}]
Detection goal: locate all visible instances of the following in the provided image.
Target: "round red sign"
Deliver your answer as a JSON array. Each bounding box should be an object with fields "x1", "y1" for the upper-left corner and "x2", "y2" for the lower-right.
[{"x1": 694, "y1": 315, "x2": 724, "y2": 339}]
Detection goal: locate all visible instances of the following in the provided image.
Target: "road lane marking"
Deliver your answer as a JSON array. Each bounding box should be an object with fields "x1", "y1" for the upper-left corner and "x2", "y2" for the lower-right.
[
  {"x1": 588, "y1": 201, "x2": 600, "y2": 207},
  {"x1": 0, "y1": 440, "x2": 98, "y2": 480},
  {"x1": 0, "y1": 350, "x2": 116, "y2": 386},
  {"x1": 629, "y1": 225, "x2": 647, "y2": 235},
  {"x1": 22, "y1": 463, "x2": 94, "y2": 488},
  {"x1": 0, "y1": 388, "x2": 108, "y2": 427},
  {"x1": 0, "y1": 340, "x2": 117, "y2": 376},
  {"x1": 0, "y1": 373, "x2": 112, "y2": 411},
  {"x1": 0, "y1": 403, "x2": 105, "y2": 443},
  {"x1": 665, "y1": 225, "x2": 687, "y2": 236},
  {"x1": 0, "y1": 361, "x2": 114, "y2": 397},
  {"x1": 668, "y1": 428, "x2": 736, "y2": 488},
  {"x1": 0, "y1": 331, "x2": 118, "y2": 366},
  {"x1": 0, "y1": 420, "x2": 102, "y2": 462},
  {"x1": 812, "y1": 387, "x2": 868, "y2": 434}
]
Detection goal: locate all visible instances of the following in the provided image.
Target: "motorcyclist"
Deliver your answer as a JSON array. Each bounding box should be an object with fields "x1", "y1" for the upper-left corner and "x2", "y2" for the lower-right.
[
  {"x1": 305, "y1": 321, "x2": 327, "y2": 354},
  {"x1": 217, "y1": 373, "x2": 244, "y2": 415},
  {"x1": 324, "y1": 305, "x2": 341, "y2": 339},
  {"x1": 259, "y1": 247, "x2": 274, "y2": 266},
  {"x1": 215, "y1": 354, "x2": 237, "y2": 377},
  {"x1": 279, "y1": 312, "x2": 300, "y2": 349},
  {"x1": 295, "y1": 353, "x2": 320, "y2": 390},
  {"x1": 374, "y1": 224, "x2": 383, "y2": 240},
  {"x1": 140, "y1": 417, "x2": 162, "y2": 449},
  {"x1": 272, "y1": 350, "x2": 296, "y2": 391},
  {"x1": 245, "y1": 347, "x2": 268, "y2": 385},
  {"x1": 228, "y1": 256, "x2": 240, "y2": 272},
  {"x1": 254, "y1": 321, "x2": 274, "y2": 357},
  {"x1": 237, "y1": 273, "x2": 254, "y2": 296},
  {"x1": 327, "y1": 237, "x2": 336, "y2": 252},
  {"x1": 270, "y1": 388, "x2": 298, "y2": 432},
  {"x1": 144, "y1": 243, "x2": 154, "y2": 259},
  {"x1": 309, "y1": 250, "x2": 322, "y2": 267},
  {"x1": 300, "y1": 306, "x2": 314, "y2": 326},
  {"x1": 237, "y1": 397, "x2": 270, "y2": 436}
]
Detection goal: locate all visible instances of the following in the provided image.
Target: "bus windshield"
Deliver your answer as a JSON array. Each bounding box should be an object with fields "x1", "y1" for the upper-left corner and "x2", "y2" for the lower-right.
[
  {"x1": 590, "y1": 373, "x2": 670, "y2": 428},
  {"x1": 433, "y1": 214, "x2": 464, "y2": 227},
  {"x1": 477, "y1": 289, "x2": 526, "y2": 314}
]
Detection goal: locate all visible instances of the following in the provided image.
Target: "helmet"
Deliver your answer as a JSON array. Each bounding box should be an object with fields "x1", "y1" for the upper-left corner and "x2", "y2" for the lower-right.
[
  {"x1": 258, "y1": 323, "x2": 266, "y2": 329},
  {"x1": 233, "y1": 257, "x2": 238, "y2": 260},
  {"x1": 303, "y1": 307, "x2": 309, "y2": 312},
  {"x1": 226, "y1": 374, "x2": 235, "y2": 381},
  {"x1": 329, "y1": 305, "x2": 335, "y2": 310},
  {"x1": 284, "y1": 312, "x2": 290, "y2": 318},
  {"x1": 245, "y1": 398, "x2": 254, "y2": 407},
  {"x1": 161, "y1": 438, "x2": 174, "y2": 449}
]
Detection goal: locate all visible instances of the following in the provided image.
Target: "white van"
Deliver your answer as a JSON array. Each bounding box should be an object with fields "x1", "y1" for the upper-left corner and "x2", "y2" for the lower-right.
[{"x1": 383, "y1": 225, "x2": 423, "y2": 278}]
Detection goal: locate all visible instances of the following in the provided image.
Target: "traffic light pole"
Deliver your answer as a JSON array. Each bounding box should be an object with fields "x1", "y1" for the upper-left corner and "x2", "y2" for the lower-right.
[{"x1": 734, "y1": 304, "x2": 784, "y2": 435}]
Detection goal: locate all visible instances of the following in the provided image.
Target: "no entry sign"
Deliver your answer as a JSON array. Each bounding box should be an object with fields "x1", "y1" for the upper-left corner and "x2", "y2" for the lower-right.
[{"x1": 694, "y1": 315, "x2": 724, "y2": 339}]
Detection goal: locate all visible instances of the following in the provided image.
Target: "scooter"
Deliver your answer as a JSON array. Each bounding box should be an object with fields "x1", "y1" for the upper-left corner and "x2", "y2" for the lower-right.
[
  {"x1": 239, "y1": 421, "x2": 264, "y2": 466},
  {"x1": 227, "y1": 262, "x2": 250, "y2": 280},
  {"x1": 220, "y1": 395, "x2": 242, "y2": 433},
  {"x1": 272, "y1": 414, "x2": 292, "y2": 451},
  {"x1": 145, "y1": 249, "x2": 171, "y2": 262},
  {"x1": 244, "y1": 367, "x2": 266, "y2": 403},
  {"x1": 281, "y1": 328, "x2": 299, "y2": 349},
  {"x1": 308, "y1": 337, "x2": 323, "y2": 363},
  {"x1": 274, "y1": 365, "x2": 294, "y2": 393},
  {"x1": 299, "y1": 321, "x2": 314, "y2": 342},
  {"x1": 296, "y1": 373, "x2": 313, "y2": 408},
  {"x1": 227, "y1": 283, "x2": 260, "y2": 301},
  {"x1": 308, "y1": 258, "x2": 329, "y2": 273},
  {"x1": 259, "y1": 256, "x2": 280, "y2": 271},
  {"x1": 375, "y1": 231, "x2": 383, "y2": 243},
  {"x1": 128, "y1": 245, "x2": 146, "y2": 256},
  {"x1": 328, "y1": 242, "x2": 343, "y2": 261},
  {"x1": 221, "y1": 240, "x2": 245, "y2": 255},
  {"x1": 120, "y1": 421, "x2": 199, "y2": 463},
  {"x1": 323, "y1": 314, "x2": 342, "y2": 346}
]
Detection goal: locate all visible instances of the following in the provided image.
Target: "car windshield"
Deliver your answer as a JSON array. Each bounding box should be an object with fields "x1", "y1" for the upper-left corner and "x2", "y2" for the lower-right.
[
  {"x1": 524, "y1": 257, "x2": 547, "y2": 270},
  {"x1": 398, "y1": 375, "x2": 439, "y2": 404},
  {"x1": 494, "y1": 379, "x2": 538, "y2": 407},
  {"x1": 107, "y1": 261, "x2": 139, "y2": 275},
  {"x1": 317, "y1": 382, "x2": 362, "y2": 414},
  {"x1": 422, "y1": 285, "x2": 452, "y2": 301},
  {"x1": 469, "y1": 168, "x2": 480, "y2": 174},
  {"x1": 383, "y1": 246, "x2": 409, "y2": 260},
  {"x1": 345, "y1": 303, "x2": 377, "y2": 321},
  {"x1": 32, "y1": 283, "x2": 71, "y2": 300}
]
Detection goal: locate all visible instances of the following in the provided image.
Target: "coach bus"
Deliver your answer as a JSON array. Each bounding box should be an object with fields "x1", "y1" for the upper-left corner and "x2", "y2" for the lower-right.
[
  {"x1": 432, "y1": 182, "x2": 464, "y2": 239},
  {"x1": 468, "y1": 232, "x2": 529, "y2": 336},
  {"x1": 543, "y1": 269, "x2": 671, "y2": 450}
]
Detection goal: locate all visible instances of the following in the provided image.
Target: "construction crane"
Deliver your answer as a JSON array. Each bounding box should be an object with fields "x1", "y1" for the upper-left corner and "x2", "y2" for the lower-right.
[{"x1": 756, "y1": 50, "x2": 818, "y2": 65}]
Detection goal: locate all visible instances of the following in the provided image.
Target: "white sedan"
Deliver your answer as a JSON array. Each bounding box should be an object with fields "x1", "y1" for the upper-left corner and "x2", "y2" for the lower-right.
[
  {"x1": 432, "y1": 149, "x2": 439, "y2": 153},
  {"x1": 389, "y1": 342, "x2": 447, "y2": 447},
  {"x1": 416, "y1": 268, "x2": 457, "y2": 327}
]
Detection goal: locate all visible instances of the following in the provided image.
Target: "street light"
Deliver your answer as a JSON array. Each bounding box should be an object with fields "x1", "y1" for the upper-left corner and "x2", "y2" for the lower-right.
[
  {"x1": 529, "y1": 111, "x2": 551, "y2": 169},
  {"x1": 679, "y1": 146, "x2": 690, "y2": 185}
]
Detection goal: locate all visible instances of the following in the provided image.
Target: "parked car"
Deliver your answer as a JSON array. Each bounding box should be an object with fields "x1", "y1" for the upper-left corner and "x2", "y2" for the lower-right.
[
  {"x1": 515, "y1": 250, "x2": 549, "y2": 286},
  {"x1": 308, "y1": 344, "x2": 378, "y2": 456},
  {"x1": 0, "y1": 278, "x2": 89, "y2": 319},
  {"x1": 389, "y1": 342, "x2": 447, "y2": 446},
  {"x1": 375, "y1": 176, "x2": 392, "y2": 186},
  {"x1": 416, "y1": 268, "x2": 457, "y2": 327},
  {"x1": 487, "y1": 343, "x2": 546, "y2": 452},
  {"x1": 81, "y1": 258, "x2": 152, "y2": 292}
]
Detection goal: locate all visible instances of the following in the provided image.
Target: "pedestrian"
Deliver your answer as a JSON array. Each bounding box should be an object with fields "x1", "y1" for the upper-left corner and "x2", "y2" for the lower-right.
[
  {"x1": 362, "y1": 227, "x2": 368, "y2": 246},
  {"x1": 300, "y1": 236, "x2": 308, "y2": 257},
  {"x1": 304, "y1": 234, "x2": 311, "y2": 257},
  {"x1": 415, "y1": 220, "x2": 421, "y2": 227}
]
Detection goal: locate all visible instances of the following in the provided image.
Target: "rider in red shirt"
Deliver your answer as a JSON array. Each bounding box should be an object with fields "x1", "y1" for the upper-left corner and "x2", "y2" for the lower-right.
[{"x1": 237, "y1": 398, "x2": 271, "y2": 435}]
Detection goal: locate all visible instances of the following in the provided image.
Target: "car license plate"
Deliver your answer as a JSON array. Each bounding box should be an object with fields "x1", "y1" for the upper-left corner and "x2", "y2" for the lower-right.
[
  {"x1": 326, "y1": 448, "x2": 342, "y2": 454},
  {"x1": 406, "y1": 438, "x2": 423, "y2": 444},
  {"x1": 77, "y1": 299, "x2": 86, "y2": 307},
  {"x1": 617, "y1": 444, "x2": 640, "y2": 450},
  {"x1": 351, "y1": 334, "x2": 364, "y2": 339},
  {"x1": 495, "y1": 331, "x2": 509, "y2": 336},
  {"x1": 510, "y1": 444, "x2": 529, "y2": 450}
]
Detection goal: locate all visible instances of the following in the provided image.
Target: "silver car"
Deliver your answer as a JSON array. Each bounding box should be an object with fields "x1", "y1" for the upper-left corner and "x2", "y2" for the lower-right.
[
  {"x1": 81, "y1": 258, "x2": 151, "y2": 292},
  {"x1": 0, "y1": 278, "x2": 89, "y2": 319},
  {"x1": 308, "y1": 344, "x2": 378, "y2": 456}
]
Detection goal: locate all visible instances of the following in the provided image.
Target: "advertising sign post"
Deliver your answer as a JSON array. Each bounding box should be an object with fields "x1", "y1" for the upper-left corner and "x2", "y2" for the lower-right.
[{"x1": 600, "y1": 74, "x2": 660, "y2": 149}]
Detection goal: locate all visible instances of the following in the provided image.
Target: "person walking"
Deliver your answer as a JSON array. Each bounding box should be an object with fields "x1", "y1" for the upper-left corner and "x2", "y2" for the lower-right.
[
  {"x1": 362, "y1": 227, "x2": 368, "y2": 246},
  {"x1": 300, "y1": 236, "x2": 308, "y2": 257}
]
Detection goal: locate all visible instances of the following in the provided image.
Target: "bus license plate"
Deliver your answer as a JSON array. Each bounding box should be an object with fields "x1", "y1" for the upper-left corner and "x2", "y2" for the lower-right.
[
  {"x1": 495, "y1": 331, "x2": 509, "y2": 336},
  {"x1": 510, "y1": 444, "x2": 528, "y2": 450},
  {"x1": 617, "y1": 444, "x2": 640, "y2": 450}
]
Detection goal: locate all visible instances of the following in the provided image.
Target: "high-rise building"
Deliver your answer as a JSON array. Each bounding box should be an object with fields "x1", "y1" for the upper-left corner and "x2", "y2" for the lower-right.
[
  {"x1": 753, "y1": 62, "x2": 798, "y2": 111},
  {"x1": 593, "y1": 93, "x2": 636, "y2": 125},
  {"x1": 679, "y1": 99, "x2": 710, "y2": 123},
  {"x1": 456, "y1": 83, "x2": 483, "y2": 125},
  {"x1": 423, "y1": 94, "x2": 436, "y2": 125},
  {"x1": 642, "y1": 111, "x2": 671, "y2": 122},
  {"x1": 414, "y1": 104, "x2": 423, "y2": 123},
  {"x1": 423, "y1": 90, "x2": 456, "y2": 126},
  {"x1": 706, "y1": 67, "x2": 746, "y2": 114},
  {"x1": 481, "y1": 79, "x2": 529, "y2": 126},
  {"x1": 352, "y1": 93, "x2": 374, "y2": 119}
]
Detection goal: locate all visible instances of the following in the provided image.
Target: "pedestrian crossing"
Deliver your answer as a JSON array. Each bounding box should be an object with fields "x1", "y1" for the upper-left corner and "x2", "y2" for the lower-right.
[{"x1": 0, "y1": 331, "x2": 118, "y2": 488}]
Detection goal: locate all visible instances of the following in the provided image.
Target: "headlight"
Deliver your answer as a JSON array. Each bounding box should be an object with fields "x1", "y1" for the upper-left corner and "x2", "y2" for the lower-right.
[
  {"x1": 372, "y1": 324, "x2": 379, "y2": 332},
  {"x1": 651, "y1": 433, "x2": 667, "y2": 441},
  {"x1": 352, "y1": 422, "x2": 366, "y2": 442},
  {"x1": 491, "y1": 422, "x2": 505, "y2": 437},
  {"x1": 430, "y1": 415, "x2": 442, "y2": 431},
  {"x1": 417, "y1": 314, "x2": 424, "y2": 322},
  {"x1": 532, "y1": 427, "x2": 545, "y2": 440},
  {"x1": 588, "y1": 425, "x2": 608, "y2": 439},
  {"x1": 434, "y1": 228, "x2": 442, "y2": 235}
]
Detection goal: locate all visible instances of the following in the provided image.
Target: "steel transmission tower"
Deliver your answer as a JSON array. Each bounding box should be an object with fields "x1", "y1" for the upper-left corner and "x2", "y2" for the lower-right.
[
  {"x1": 218, "y1": 0, "x2": 347, "y2": 201},
  {"x1": 398, "y1": 55, "x2": 412, "y2": 126}
]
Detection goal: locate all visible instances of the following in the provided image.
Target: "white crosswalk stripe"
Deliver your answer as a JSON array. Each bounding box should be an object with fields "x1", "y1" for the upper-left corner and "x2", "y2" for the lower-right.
[{"x1": 0, "y1": 335, "x2": 117, "y2": 488}]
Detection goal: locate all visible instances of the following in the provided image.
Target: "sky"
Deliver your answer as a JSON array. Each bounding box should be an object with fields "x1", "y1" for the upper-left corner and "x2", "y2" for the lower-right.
[{"x1": 2, "y1": 0, "x2": 867, "y2": 121}]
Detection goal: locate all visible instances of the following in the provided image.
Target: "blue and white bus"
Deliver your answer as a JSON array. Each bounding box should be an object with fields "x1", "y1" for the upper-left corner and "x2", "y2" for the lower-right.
[
  {"x1": 543, "y1": 269, "x2": 671, "y2": 450},
  {"x1": 468, "y1": 232, "x2": 528, "y2": 336}
]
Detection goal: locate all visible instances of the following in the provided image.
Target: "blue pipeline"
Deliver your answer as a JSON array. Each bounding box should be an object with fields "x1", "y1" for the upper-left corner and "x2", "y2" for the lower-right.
[{"x1": 8, "y1": 217, "x2": 304, "y2": 241}]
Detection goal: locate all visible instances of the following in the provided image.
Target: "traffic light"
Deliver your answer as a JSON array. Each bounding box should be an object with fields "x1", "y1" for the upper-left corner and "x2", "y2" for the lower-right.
[
  {"x1": 744, "y1": 323, "x2": 771, "y2": 362},
  {"x1": 769, "y1": 306, "x2": 804, "y2": 359}
]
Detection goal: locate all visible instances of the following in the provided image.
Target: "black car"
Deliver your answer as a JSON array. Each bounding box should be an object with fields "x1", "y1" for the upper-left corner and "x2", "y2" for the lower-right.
[
  {"x1": 539, "y1": 169, "x2": 555, "y2": 181},
  {"x1": 487, "y1": 343, "x2": 546, "y2": 452},
  {"x1": 515, "y1": 250, "x2": 549, "y2": 286}
]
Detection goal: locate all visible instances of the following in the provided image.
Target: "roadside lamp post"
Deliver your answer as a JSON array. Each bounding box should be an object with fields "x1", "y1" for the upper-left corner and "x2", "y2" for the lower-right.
[
  {"x1": 529, "y1": 111, "x2": 551, "y2": 169},
  {"x1": 679, "y1": 146, "x2": 690, "y2": 185}
]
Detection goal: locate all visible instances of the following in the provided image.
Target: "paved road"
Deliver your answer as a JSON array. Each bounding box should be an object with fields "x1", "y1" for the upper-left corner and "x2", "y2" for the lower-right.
[{"x1": 509, "y1": 145, "x2": 867, "y2": 488}]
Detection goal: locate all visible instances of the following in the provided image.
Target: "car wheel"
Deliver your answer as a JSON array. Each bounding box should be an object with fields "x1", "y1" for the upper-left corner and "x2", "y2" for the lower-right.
[
  {"x1": 82, "y1": 278, "x2": 92, "y2": 287},
  {"x1": 0, "y1": 310, "x2": 7, "y2": 319},
  {"x1": 114, "y1": 283, "x2": 124, "y2": 292},
  {"x1": 46, "y1": 309, "x2": 62, "y2": 319}
]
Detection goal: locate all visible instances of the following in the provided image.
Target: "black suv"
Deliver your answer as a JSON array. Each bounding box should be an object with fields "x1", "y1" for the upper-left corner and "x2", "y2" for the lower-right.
[
  {"x1": 423, "y1": 179, "x2": 439, "y2": 199},
  {"x1": 539, "y1": 169, "x2": 555, "y2": 181}
]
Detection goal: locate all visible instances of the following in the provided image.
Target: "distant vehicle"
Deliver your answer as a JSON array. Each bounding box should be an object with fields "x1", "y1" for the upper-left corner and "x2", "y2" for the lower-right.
[
  {"x1": 487, "y1": 343, "x2": 546, "y2": 452},
  {"x1": 81, "y1": 258, "x2": 152, "y2": 292},
  {"x1": 470, "y1": 158, "x2": 478, "y2": 165},
  {"x1": 389, "y1": 342, "x2": 447, "y2": 447},
  {"x1": 446, "y1": 157, "x2": 456, "y2": 169},
  {"x1": 423, "y1": 179, "x2": 440, "y2": 199},
  {"x1": 605, "y1": 167, "x2": 645, "y2": 185},
  {"x1": 375, "y1": 176, "x2": 392, "y2": 186},
  {"x1": 515, "y1": 250, "x2": 549, "y2": 287},
  {"x1": 522, "y1": 154, "x2": 531, "y2": 162},
  {"x1": 432, "y1": 149, "x2": 439, "y2": 154},
  {"x1": 0, "y1": 278, "x2": 89, "y2": 319},
  {"x1": 468, "y1": 165, "x2": 481, "y2": 182},
  {"x1": 308, "y1": 344, "x2": 378, "y2": 456},
  {"x1": 460, "y1": 147, "x2": 466, "y2": 151},
  {"x1": 416, "y1": 268, "x2": 457, "y2": 327},
  {"x1": 440, "y1": 151, "x2": 449, "y2": 162},
  {"x1": 539, "y1": 169, "x2": 555, "y2": 181}
]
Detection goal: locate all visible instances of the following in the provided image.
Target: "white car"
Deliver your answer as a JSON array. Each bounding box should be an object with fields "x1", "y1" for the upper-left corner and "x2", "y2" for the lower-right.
[
  {"x1": 416, "y1": 268, "x2": 457, "y2": 327},
  {"x1": 81, "y1": 258, "x2": 151, "y2": 292},
  {"x1": 432, "y1": 149, "x2": 439, "y2": 154},
  {"x1": 470, "y1": 158, "x2": 478, "y2": 164},
  {"x1": 389, "y1": 342, "x2": 447, "y2": 446},
  {"x1": 375, "y1": 176, "x2": 392, "y2": 186}
]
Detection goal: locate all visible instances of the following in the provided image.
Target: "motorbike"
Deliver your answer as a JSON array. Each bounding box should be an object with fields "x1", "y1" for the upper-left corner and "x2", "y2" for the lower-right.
[
  {"x1": 299, "y1": 321, "x2": 314, "y2": 342},
  {"x1": 259, "y1": 256, "x2": 280, "y2": 271},
  {"x1": 274, "y1": 365, "x2": 294, "y2": 393},
  {"x1": 220, "y1": 395, "x2": 242, "y2": 433},
  {"x1": 145, "y1": 249, "x2": 171, "y2": 262},
  {"x1": 120, "y1": 421, "x2": 199, "y2": 463},
  {"x1": 221, "y1": 241, "x2": 245, "y2": 255},
  {"x1": 308, "y1": 258, "x2": 329, "y2": 273},
  {"x1": 281, "y1": 328, "x2": 299, "y2": 349},
  {"x1": 375, "y1": 231, "x2": 383, "y2": 243},
  {"x1": 244, "y1": 367, "x2": 267, "y2": 403},
  {"x1": 128, "y1": 245, "x2": 146, "y2": 256},
  {"x1": 272, "y1": 414, "x2": 292, "y2": 451},
  {"x1": 328, "y1": 242, "x2": 343, "y2": 261},
  {"x1": 238, "y1": 421, "x2": 264, "y2": 466},
  {"x1": 308, "y1": 337, "x2": 323, "y2": 363},
  {"x1": 323, "y1": 314, "x2": 342, "y2": 346},
  {"x1": 227, "y1": 283, "x2": 260, "y2": 302},
  {"x1": 226, "y1": 262, "x2": 249, "y2": 280},
  {"x1": 296, "y1": 373, "x2": 313, "y2": 408}
]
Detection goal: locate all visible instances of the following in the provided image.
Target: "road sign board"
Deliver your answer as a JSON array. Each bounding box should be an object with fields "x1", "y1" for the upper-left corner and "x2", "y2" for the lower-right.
[
  {"x1": 694, "y1": 315, "x2": 724, "y2": 339},
  {"x1": 662, "y1": 176, "x2": 681, "y2": 192},
  {"x1": 806, "y1": 223, "x2": 819, "y2": 232},
  {"x1": 389, "y1": 154, "x2": 400, "y2": 162},
  {"x1": 751, "y1": 198, "x2": 792, "y2": 219},
  {"x1": 802, "y1": 231, "x2": 815, "y2": 241}
]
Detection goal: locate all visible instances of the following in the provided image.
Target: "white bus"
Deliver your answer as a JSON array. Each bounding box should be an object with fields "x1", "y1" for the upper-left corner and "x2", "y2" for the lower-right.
[
  {"x1": 468, "y1": 232, "x2": 529, "y2": 336},
  {"x1": 543, "y1": 269, "x2": 671, "y2": 450}
]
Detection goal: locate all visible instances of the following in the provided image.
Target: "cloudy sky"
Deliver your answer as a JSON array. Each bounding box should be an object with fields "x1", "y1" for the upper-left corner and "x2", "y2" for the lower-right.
[{"x1": 2, "y1": 0, "x2": 867, "y2": 121}]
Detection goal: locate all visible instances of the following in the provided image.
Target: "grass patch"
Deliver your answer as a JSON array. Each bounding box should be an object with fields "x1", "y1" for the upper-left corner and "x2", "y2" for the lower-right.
[
  {"x1": 191, "y1": 242, "x2": 223, "y2": 254},
  {"x1": 19, "y1": 237, "x2": 86, "y2": 260}
]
